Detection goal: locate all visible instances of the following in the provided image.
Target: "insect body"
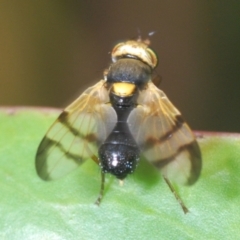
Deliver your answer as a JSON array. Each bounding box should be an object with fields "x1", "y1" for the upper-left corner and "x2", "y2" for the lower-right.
[{"x1": 36, "y1": 39, "x2": 201, "y2": 213}]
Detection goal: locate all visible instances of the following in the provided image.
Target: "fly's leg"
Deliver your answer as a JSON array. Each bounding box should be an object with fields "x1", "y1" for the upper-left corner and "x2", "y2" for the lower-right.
[
  {"x1": 163, "y1": 176, "x2": 189, "y2": 214},
  {"x1": 95, "y1": 172, "x2": 105, "y2": 206}
]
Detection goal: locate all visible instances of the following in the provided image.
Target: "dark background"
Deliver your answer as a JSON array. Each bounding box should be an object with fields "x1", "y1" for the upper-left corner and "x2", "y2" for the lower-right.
[{"x1": 1, "y1": 1, "x2": 240, "y2": 132}]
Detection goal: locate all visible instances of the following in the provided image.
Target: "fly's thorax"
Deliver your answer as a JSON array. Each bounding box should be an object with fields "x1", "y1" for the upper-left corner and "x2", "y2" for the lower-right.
[{"x1": 106, "y1": 58, "x2": 152, "y2": 88}]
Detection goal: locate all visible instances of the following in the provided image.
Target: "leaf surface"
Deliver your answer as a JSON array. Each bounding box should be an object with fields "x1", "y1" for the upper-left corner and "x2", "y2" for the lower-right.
[{"x1": 0, "y1": 107, "x2": 239, "y2": 240}]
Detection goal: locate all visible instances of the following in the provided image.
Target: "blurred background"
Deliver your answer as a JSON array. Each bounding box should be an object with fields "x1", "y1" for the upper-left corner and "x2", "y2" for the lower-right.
[{"x1": 0, "y1": 1, "x2": 240, "y2": 132}]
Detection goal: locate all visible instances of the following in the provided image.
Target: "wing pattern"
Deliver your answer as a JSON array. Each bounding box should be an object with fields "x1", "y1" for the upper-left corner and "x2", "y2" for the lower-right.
[
  {"x1": 128, "y1": 82, "x2": 201, "y2": 185},
  {"x1": 36, "y1": 80, "x2": 117, "y2": 180}
]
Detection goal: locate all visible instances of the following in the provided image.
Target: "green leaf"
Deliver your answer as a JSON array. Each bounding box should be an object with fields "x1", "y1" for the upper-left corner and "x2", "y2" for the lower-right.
[{"x1": 0, "y1": 107, "x2": 239, "y2": 239}]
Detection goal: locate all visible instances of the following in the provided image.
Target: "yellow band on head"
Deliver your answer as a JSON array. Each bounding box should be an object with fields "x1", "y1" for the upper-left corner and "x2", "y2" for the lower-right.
[{"x1": 112, "y1": 82, "x2": 136, "y2": 96}]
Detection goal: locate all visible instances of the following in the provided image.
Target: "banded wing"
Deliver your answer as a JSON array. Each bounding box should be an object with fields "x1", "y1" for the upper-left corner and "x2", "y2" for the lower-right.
[
  {"x1": 128, "y1": 82, "x2": 201, "y2": 185},
  {"x1": 36, "y1": 80, "x2": 117, "y2": 180}
]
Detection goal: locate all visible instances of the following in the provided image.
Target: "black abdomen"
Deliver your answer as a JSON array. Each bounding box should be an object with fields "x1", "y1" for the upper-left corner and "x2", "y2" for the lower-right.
[{"x1": 98, "y1": 94, "x2": 140, "y2": 180}]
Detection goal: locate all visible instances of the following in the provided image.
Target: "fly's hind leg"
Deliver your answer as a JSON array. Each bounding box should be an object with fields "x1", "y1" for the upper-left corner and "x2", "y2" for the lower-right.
[
  {"x1": 90, "y1": 155, "x2": 105, "y2": 206},
  {"x1": 95, "y1": 171, "x2": 105, "y2": 206},
  {"x1": 163, "y1": 176, "x2": 189, "y2": 214}
]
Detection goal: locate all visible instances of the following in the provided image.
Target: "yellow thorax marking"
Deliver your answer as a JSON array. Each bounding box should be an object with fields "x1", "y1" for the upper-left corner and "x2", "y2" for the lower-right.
[{"x1": 112, "y1": 82, "x2": 136, "y2": 97}]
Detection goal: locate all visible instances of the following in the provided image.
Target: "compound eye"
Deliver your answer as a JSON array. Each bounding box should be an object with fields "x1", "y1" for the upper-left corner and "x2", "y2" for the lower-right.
[
  {"x1": 111, "y1": 43, "x2": 124, "y2": 62},
  {"x1": 146, "y1": 48, "x2": 158, "y2": 69}
]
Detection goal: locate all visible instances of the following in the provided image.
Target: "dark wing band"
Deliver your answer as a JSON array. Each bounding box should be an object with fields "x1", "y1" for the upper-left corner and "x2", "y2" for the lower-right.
[
  {"x1": 128, "y1": 82, "x2": 201, "y2": 185},
  {"x1": 36, "y1": 80, "x2": 117, "y2": 180}
]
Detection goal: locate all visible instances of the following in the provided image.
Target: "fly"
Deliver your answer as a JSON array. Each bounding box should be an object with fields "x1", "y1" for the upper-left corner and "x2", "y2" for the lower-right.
[{"x1": 35, "y1": 37, "x2": 201, "y2": 213}]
